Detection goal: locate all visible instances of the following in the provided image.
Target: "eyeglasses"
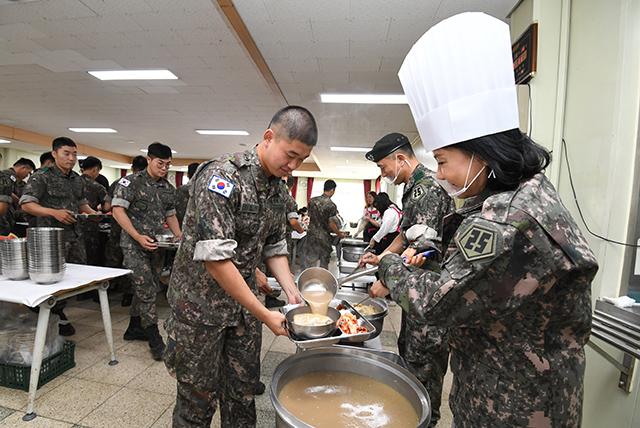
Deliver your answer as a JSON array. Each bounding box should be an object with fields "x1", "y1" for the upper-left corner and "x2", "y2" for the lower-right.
[{"x1": 155, "y1": 160, "x2": 172, "y2": 169}]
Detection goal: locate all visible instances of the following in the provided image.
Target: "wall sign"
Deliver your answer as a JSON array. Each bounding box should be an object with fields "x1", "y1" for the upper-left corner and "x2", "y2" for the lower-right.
[{"x1": 512, "y1": 22, "x2": 538, "y2": 84}]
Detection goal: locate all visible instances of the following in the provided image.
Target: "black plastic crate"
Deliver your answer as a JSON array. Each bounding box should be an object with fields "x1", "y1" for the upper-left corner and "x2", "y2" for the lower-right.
[{"x1": 0, "y1": 340, "x2": 75, "y2": 391}]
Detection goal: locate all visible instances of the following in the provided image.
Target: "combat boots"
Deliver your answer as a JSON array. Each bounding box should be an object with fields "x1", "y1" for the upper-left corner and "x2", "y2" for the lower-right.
[
  {"x1": 123, "y1": 316, "x2": 147, "y2": 341},
  {"x1": 145, "y1": 324, "x2": 165, "y2": 361}
]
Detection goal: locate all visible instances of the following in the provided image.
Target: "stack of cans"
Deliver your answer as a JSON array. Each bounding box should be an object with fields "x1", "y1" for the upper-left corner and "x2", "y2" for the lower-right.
[
  {"x1": 0, "y1": 238, "x2": 29, "y2": 280},
  {"x1": 27, "y1": 227, "x2": 65, "y2": 284}
]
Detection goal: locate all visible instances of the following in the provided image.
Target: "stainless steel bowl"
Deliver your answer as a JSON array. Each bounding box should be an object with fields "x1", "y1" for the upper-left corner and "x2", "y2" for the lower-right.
[
  {"x1": 270, "y1": 346, "x2": 431, "y2": 427},
  {"x1": 29, "y1": 270, "x2": 65, "y2": 284},
  {"x1": 341, "y1": 245, "x2": 366, "y2": 262},
  {"x1": 335, "y1": 290, "x2": 388, "y2": 340},
  {"x1": 285, "y1": 306, "x2": 340, "y2": 339},
  {"x1": 297, "y1": 267, "x2": 338, "y2": 301}
]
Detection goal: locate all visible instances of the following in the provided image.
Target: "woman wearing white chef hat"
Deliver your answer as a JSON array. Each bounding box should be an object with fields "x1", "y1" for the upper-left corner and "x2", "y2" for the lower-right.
[{"x1": 370, "y1": 12, "x2": 598, "y2": 427}]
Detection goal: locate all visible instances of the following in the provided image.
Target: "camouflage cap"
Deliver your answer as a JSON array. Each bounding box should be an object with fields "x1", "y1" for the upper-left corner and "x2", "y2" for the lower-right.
[{"x1": 365, "y1": 133, "x2": 411, "y2": 162}]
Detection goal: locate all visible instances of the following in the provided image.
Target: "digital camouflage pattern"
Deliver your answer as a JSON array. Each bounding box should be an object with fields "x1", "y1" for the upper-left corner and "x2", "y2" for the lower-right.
[
  {"x1": 20, "y1": 166, "x2": 88, "y2": 263},
  {"x1": 283, "y1": 190, "x2": 299, "y2": 264},
  {"x1": 0, "y1": 169, "x2": 16, "y2": 235},
  {"x1": 112, "y1": 169, "x2": 176, "y2": 249},
  {"x1": 175, "y1": 181, "x2": 191, "y2": 226},
  {"x1": 396, "y1": 162, "x2": 452, "y2": 427},
  {"x1": 123, "y1": 245, "x2": 165, "y2": 327},
  {"x1": 112, "y1": 169, "x2": 175, "y2": 327},
  {"x1": 166, "y1": 148, "x2": 289, "y2": 427},
  {"x1": 79, "y1": 175, "x2": 108, "y2": 265},
  {"x1": 304, "y1": 193, "x2": 338, "y2": 268},
  {"x1": 379, "y1": 173, "x2": 598, "y2": 427},
  {"x1": 104, "y1": 181, "x2": 128, "y2": 289}
]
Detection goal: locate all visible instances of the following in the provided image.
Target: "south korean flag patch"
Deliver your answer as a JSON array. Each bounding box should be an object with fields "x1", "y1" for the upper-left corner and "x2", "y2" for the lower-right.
[
  {"x1": 118, "y1": 177, "x2": 131, "y2": 187},
  {"x1": 208, "y1": 175, "x2": 234, "y2": 198}
]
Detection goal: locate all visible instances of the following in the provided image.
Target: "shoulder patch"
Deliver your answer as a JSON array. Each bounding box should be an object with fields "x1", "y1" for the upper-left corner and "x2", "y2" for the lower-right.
[
  {"x1": 9, "y1": 175, "x2": 16, "y2": 182},
  {"x1": 455, "y1": 224, "x2": 497, "y2": 262},
  {"x1": 411, "y1": 184, "x2": 426, "y2": 201},
  {"x1": 118, "y1": 177, "x2": 131, "y2": 187},
  {"x1": 207, "y1": 175, "x2": 234, "y2": 198}
]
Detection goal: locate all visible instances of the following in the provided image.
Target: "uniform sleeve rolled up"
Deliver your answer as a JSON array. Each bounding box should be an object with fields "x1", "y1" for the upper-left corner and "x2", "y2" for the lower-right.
[
  {"x1": 193, "y1": 239, "x2": 237, "y2": 261},
  {"x1": 263, "y1": 238, "x2": 288, "y2": 259},
  {"x1": 110, "y1": 197, "x2": 130, "y2": 209}
]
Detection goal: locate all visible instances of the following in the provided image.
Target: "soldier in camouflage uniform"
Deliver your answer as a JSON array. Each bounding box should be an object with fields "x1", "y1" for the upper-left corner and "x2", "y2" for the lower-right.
[
  {"x1": 164, "y1": 106, "x2": 317, "y2": 428},
  {"x1": 0, "y1": 170, "x2": 14, "y2": 235},
  {"x1": 362, "y1": 133, "x2": 452, "y2": 427},
  {"x1": 21, "y1": 137, "x2": 96, "y2": 335},
  {"x1": 303, "y1": 179, "x2": 345, "y2": 269},
  {"x1": 371, "y1": 13, "x2": 599, "y2": 427},
  {"x1": 0, "y1": 158, "x2": 35, "y2": 235},
  {"x1": 104, "y1": 156, "x2": 147, "y2": 306},
  {"x1": 175, "y1": 162, "x2": 199, "y2": 226},
  {"x1": 112, "y1": 143, "x2": 181, "y2": 361},
  {"x1": 78, "y1": 157, "x2": 110, "y2": 266}
]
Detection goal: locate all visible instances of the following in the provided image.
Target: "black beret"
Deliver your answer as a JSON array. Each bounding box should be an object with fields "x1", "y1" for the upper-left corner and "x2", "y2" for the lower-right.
[{"x1": 365, "y1": 133, "x2": 411, "y2": 162}]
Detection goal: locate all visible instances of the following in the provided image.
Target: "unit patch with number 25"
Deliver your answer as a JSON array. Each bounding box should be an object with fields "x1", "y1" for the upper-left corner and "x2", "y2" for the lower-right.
[{"x1": 455, "y1": 223, "x2": 498, "y2": 262}]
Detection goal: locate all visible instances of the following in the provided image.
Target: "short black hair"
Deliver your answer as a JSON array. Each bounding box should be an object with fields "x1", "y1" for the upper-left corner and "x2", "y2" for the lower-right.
[
  {"x1": 131, "y1": 155, "x2": 148, "y2": 172},
  {"x1": 323, "y1": 179, "x2": 337, "y2": 192},
  {"x1": 95, "y1": 174, "x2": 109, "y2": 190},
  {"x1": 269, "y1": 105, "x2": 318, "y2": 147},
  {"x1": 79, "y1": 156, "x2": 102, "y2": 171},
  {"x1": 396, "y1": 144, "x2": 415, "y2": 158},
  {"x1": 187, "y1": 162, "x2": 199, "y2": 178},
  {"x1": 298, "y1": 207, "x2": 308, "y2": 215},
  {"x1": 147, "y1": 142, "x2": 172, "y2": 159},
  {"x1": 39, "y1": 151, "x2": 54, "y2": 165},
  {"x1": 373, "y1": 192, "x2": 394, "y2": 213},
  {"x1": 454, "y1": 129, "x2": 551, "y2": 192},
  {"x1": 14, "y1": 158, "x2": 36, "y2": 170},
  {"x1": 52, "y1": 137, "x2": 77, "y2": 151}
]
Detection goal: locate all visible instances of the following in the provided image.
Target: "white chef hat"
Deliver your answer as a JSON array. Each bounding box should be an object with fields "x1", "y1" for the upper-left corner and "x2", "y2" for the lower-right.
[{"x1": 398, "y1": 12, "x2": 520, "y2": 152}]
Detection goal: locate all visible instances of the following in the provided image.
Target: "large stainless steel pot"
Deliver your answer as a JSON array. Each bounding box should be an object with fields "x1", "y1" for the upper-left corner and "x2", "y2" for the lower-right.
[
  {"x1": 335, "y1": 290, "x2": 388, "y2": 340},
  {"x1": 270, "y1": 346, "x2": 431, "y2": 427},
  {"x1": 341, "y1": 245, "x2": 366, "y2": 262}
]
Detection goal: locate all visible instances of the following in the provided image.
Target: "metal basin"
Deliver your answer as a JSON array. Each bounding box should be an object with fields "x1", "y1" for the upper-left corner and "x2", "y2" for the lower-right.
[
  {"x1": 270, "y1": 346, "x2": 431, "y2": 427},
  {"x1": 335, "y1": 290, "x2": 388, "y2": 340},
  {"x1": 285, "y1": 306, "x2": 340, "y2": 339},
  {"x1": 154, "y1": 234, "x2": 174, "y2": 243},
  {"x1": 341, "y1": 246, "x2": 367, "y2": 262}
]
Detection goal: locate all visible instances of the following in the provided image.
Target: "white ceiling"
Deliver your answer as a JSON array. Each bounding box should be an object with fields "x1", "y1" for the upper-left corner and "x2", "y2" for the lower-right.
[{"x1": 0, "y1": 0, "x2": 517, "y2": 177}]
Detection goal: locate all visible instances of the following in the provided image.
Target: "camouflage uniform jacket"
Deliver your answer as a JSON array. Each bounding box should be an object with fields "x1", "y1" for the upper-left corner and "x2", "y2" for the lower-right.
[
  {"x1": 307, "y1": 194, "x2": 338, "y2": 253},
  {"x1": 175, "y1": 182, "x2": 191, "y2": 226},
  {"x1": 379, "y1": 173, "x2": 598, "y2": 427},
  {"x1": 167, "y1": 148, "x2": 289, "y2": 327},
  {"x1": 0, "y1": 169, "x2": 15, "y2": 235},
  {"x1": 19, "y1": 166, "x2": 88, "y2": 233},
  {"x1": 111, "y1": 169, "x2": 176, "y2": 249},
  {"x1": 79, "y1": 175, "x2": 108, "y2": 233},
  {"x1": 401, "y1": 163, "x2": 452, "y2": 250}
]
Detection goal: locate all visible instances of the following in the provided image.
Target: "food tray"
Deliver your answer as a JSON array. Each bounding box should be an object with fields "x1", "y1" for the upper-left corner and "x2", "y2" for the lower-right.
[
  {"x1": 284, "y1": 300, "x2": 376, "y2": 350},
  {"x1": 156, "y1": 241, "x2": 180, "y2": 249}
]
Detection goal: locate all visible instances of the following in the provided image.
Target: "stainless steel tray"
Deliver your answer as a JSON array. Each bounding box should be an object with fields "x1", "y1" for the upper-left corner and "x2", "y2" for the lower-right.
[
  {"x1": 156, "y1": 241, "x2": 180, "y2": 249},
  {"x1": 284, "y1": 299, "x2": 376, "y2": 350}
]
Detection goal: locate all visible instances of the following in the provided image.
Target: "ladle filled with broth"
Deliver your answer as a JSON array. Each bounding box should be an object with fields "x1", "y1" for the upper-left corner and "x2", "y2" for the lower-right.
[{"x1": 297, "y1": 268, "x2": 339, "y2": 316}]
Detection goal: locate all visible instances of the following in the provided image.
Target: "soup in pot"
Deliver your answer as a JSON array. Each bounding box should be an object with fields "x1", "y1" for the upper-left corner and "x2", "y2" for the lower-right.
[{"x1": 278, "y1": 371, "x2": 419, "y2": 428}]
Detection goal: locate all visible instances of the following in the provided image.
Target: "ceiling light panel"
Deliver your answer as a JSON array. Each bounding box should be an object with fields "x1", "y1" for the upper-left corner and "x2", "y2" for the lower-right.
[
  {"x1": 330, "y1": 147, "x2": 371, "y2": 152},
  {"x1": 196, "y1": 130, "x2": 249, "y2": 136},
  {"x1": 68, "y1": 128, "x2": 117, "y2": 133}
]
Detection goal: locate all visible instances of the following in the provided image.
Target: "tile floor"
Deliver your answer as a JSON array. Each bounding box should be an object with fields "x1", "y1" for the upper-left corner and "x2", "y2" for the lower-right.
[{"x1": 0, "y1": 287, "x2": 454, "y2": 427}]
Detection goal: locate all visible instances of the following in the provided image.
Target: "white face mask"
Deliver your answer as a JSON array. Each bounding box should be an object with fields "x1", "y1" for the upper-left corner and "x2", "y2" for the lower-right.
[
  {"x1": 382, "y1": 155, "x2": 403, "y2": 185},
  {"x1": 436, "y1": 153, "x2": 486, "y2": 198}
]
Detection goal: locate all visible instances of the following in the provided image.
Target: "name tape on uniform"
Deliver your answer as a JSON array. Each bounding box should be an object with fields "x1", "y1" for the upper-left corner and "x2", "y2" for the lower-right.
[
  {"x1": 118, "y1": 177, "x2": 131, "y2": 187},
  {"x1": 208, "y1": 175, "x2": 234, "y2": 198}
]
